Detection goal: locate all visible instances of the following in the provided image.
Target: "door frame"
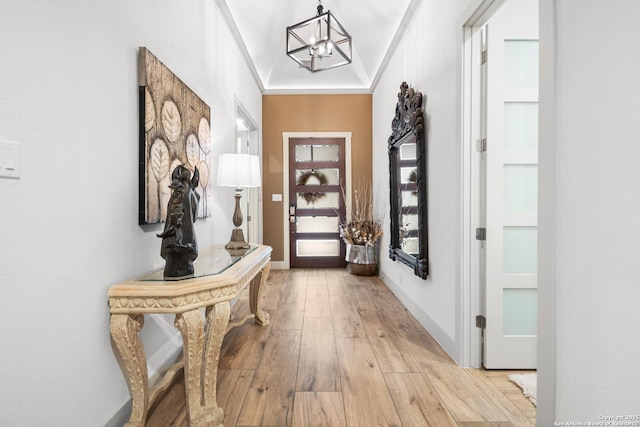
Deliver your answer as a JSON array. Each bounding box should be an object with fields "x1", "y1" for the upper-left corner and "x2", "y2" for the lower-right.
[
  {"x1": 460, "y1": 0, "x2": 508, "y2": 368},
  {"x1": 235, "y1": 97, "x2": 262, "y2": 245},
  {"x1": 281, "y1": 132, "x2": 352, "y2": 270}
]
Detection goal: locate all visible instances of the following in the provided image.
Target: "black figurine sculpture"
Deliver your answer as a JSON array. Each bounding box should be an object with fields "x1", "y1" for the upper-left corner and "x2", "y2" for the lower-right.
[{"x1": 157, "y1": 164, "x2": 200, "y2": 278}]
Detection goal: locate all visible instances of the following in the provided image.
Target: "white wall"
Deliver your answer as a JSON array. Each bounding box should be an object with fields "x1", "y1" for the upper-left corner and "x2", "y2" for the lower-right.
[
  {"x1": 538, "y1": 0, "x2": 640, "y2": 423},
  {"x1": 373, "y1": 0, "x2": 640, "y2": 422},
  {"x1": 373, "y1": 0, "x2": 474, "y2": 363},
  {"x1": 0, "y1": 1, "x2": 261, "y2": 425}
]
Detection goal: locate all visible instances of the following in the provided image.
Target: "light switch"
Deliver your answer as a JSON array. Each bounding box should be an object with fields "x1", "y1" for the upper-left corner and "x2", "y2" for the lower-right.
[{"x1": 0, "y1": 139, "x2": 20, "y2": 179}]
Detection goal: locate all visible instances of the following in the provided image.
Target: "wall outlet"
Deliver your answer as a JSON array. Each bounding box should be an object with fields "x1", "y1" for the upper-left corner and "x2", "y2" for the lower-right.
[{"x1": 0, "y1": 139, "x2": 20, "y2": 179}]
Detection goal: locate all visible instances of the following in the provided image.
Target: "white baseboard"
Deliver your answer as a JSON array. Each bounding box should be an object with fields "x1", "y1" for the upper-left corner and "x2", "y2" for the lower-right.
[
  {"x1": 271, "y1": 260, "x2": 287, "y2": 270},
  {"x1": 103, "y1": 345, "x2": 183, "y2": 427},
  {"x1": 378, "y1": 271, "x2": 459, "y2": 365}
]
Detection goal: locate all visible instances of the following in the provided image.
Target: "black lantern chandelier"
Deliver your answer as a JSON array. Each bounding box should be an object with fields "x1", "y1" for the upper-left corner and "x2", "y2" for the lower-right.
[{"x1": 286, "y1": 0, "x2": 352, "y2": 73}]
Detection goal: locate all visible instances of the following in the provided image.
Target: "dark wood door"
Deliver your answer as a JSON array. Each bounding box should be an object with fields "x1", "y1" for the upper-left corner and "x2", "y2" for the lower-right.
[{"x1": 289, "y1": 138, "x2": 346, "y2": 268}]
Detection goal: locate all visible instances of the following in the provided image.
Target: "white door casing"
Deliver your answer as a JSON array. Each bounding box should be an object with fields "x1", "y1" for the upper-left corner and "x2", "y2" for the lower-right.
[
  {"x1": 236, "y1": 100, "x2": 262, "y2": 245},
  {"x1": 279, "y1": 132, "x2": 352, "y2": 270}
]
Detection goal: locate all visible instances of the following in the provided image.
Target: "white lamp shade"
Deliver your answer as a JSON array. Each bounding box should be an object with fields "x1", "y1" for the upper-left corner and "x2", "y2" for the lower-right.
[{"x1": 217, "y1": 153, "x2": 261, "y2": 188}]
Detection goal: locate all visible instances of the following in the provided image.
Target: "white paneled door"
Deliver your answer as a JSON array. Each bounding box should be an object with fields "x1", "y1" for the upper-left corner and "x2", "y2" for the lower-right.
[{"x1": 483, "y1": 0, "x2": 539, "y2": 369}]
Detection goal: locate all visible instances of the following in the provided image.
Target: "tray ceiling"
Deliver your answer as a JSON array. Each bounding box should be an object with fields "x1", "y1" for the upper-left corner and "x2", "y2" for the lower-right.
[{"x1": 217, "y1": 0, "x2": 417, "y2": 93}]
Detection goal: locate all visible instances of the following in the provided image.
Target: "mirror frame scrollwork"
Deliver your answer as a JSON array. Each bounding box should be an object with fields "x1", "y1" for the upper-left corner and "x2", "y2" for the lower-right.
[{"x1": 388, "y1": 82, "x2": 429, "y2": 279}]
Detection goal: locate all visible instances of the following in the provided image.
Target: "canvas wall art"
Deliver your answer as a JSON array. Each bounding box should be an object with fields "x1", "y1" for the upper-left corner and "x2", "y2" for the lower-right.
[{"x1": 138, "y1": 47, "x2": 212, "y2": 225}]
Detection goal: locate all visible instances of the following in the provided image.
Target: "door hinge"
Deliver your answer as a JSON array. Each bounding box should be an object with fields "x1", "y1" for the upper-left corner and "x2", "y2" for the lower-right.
[
  {"x1": 481, "y1": 49, "x2": 488, "y2": 64},
  {"x1": 475, "y1": 228, "x2": 486, "y2": 241},
  {"x1": 476, "y1": 315, "x2": 486, "y2": 329},
  {"x1": 476, "y1": 139, "x2": 487, "y2": 153}
]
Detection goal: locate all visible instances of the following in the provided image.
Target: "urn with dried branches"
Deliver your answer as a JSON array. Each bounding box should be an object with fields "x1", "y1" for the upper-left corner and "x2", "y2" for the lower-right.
[{"x1": 339, "y1": 181, "x2": 383, "y2": 247}]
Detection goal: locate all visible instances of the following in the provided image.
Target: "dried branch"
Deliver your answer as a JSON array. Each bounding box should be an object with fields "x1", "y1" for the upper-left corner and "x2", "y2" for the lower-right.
[{"x1": 339, "y1": 180, "x2": 383, "y2": 246}]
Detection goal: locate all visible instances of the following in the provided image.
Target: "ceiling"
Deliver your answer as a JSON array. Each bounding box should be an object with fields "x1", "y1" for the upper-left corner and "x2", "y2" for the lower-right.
[{"x1": 217, "y1": 0, "x2": 418, "y2": 94}]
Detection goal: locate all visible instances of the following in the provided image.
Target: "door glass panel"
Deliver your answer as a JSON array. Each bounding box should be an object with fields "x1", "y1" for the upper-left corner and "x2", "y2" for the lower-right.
[
  {"x1": 504, "y1": 102, "x2": 538, "y2": 151},
  {"x1": 402, "y1": 213, "x2": 419, "y2": 230},
  {"x1": 401, "y1": 214, "x2": 419, "y2": 255},
  {"x1": 296, "y1": 216, "x2": 339, "y2": 233},
  {"x1": 295, "y1": 144, "x2": 339, "y2": 162},
  {"x1": 402, "y1": 238, "x2": 419, "y2": 255},
  {"x1": 297, "y1": 191, "x2": 339, "y2": 209},
  {"x1": 297, "y1": 239, "x2": 340, "y2": 257},
  {"x1": 400, "y1": 143, "x2": 417, "y2": 160},
  {"x1": 503, "y1": 226, "x2": 537, "y2": 274},
  {"x1": 401, "y1": 190, "x2": 418, "y2": 206},
  {"x1": 504, "y1": 40, "x2": 538, "y2": 88},
  {"x1": 503, "y1": 288, "x2": 537, "y2": 335},
  {"x1": 296, "y1": 168, "x2": 339, "y2": 185},
  {"x1": 504, "y1": 165, "x2": 537, "y2": 213},
  {"x1": 400, "y1": 167, "x2": 417, "y2": 184}
]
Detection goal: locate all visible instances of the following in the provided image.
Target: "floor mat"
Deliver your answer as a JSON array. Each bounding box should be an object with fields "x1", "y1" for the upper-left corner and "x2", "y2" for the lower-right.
[{"x1": 509, "y1": 373, "x2": 537, "y2": 406}]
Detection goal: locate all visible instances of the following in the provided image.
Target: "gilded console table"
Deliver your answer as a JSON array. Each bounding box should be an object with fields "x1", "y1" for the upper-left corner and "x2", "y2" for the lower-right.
[{"x1": 108, "y1": 245, "x2": 271, "y2": 427}]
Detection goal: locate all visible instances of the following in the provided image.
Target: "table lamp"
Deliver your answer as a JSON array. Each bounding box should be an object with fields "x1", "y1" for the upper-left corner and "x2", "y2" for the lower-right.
[{"x1": 217, "y1": 153, "x2": 261, "y2": 249}]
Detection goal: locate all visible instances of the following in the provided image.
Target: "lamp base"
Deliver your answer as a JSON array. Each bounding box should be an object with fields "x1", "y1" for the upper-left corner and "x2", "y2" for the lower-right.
[{"x1": 225, "y1": 228, "x2": 249, "y2": 250}]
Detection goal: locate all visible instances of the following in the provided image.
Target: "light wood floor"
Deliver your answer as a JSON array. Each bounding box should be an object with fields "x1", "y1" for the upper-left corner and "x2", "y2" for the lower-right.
[{"x1": 147, "y1": 268, "x2": 536, "y2": 427}]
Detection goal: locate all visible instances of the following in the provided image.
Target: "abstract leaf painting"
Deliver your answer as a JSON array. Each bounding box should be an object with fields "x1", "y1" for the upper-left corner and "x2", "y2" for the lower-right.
[{"x1": 138, "y1": 47, "x2": 212, "y2": 224}]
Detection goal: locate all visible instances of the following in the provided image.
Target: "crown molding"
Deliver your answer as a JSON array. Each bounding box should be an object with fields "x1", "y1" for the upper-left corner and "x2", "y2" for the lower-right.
[
  {"x1": 215, "y1": 0, "x2": 265, "y2": 93},
  {"x1": 370, "y1": 0, "x2": 423, "y2": 92}
]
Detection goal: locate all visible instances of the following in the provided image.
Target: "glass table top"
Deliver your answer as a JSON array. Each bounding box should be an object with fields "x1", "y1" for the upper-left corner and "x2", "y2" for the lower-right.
[{"x1": 138, "y1": 245, "x2": 257, "y2": 282}]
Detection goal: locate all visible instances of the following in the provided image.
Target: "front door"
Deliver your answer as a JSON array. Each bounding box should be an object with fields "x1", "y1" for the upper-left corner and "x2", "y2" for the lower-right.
[{"x1": 289, "y1": 138, "x2": 346, "y2": 268}]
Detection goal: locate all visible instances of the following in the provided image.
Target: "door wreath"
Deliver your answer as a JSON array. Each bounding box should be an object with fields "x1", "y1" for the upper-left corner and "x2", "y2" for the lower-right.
[{"x1": 297, "y1": 170, "x2": 328, "y2": 204}]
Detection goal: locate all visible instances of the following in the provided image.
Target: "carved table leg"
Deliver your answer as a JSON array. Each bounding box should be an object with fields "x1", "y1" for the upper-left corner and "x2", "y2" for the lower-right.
[
  {"x1": 110, "y1": 314, "x2": 149, "y2": 427},
  {"x1": 250, "y1": 262, "x2": 271, "y2": 326},
  {"x1": 174, "y1": 310, "x2": 206, "y2": 426},
  {"x1": 202, "y1": 301, "x2": 231, "y2": 425},
  {"x1": 175, "y1": 308, "x2": 227, "y2": 427}
]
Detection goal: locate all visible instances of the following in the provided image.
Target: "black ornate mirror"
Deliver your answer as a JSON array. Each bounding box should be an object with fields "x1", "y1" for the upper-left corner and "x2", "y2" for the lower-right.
[{"x1": 388, "y1": 82, "x2": 428, "y2": 279}]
